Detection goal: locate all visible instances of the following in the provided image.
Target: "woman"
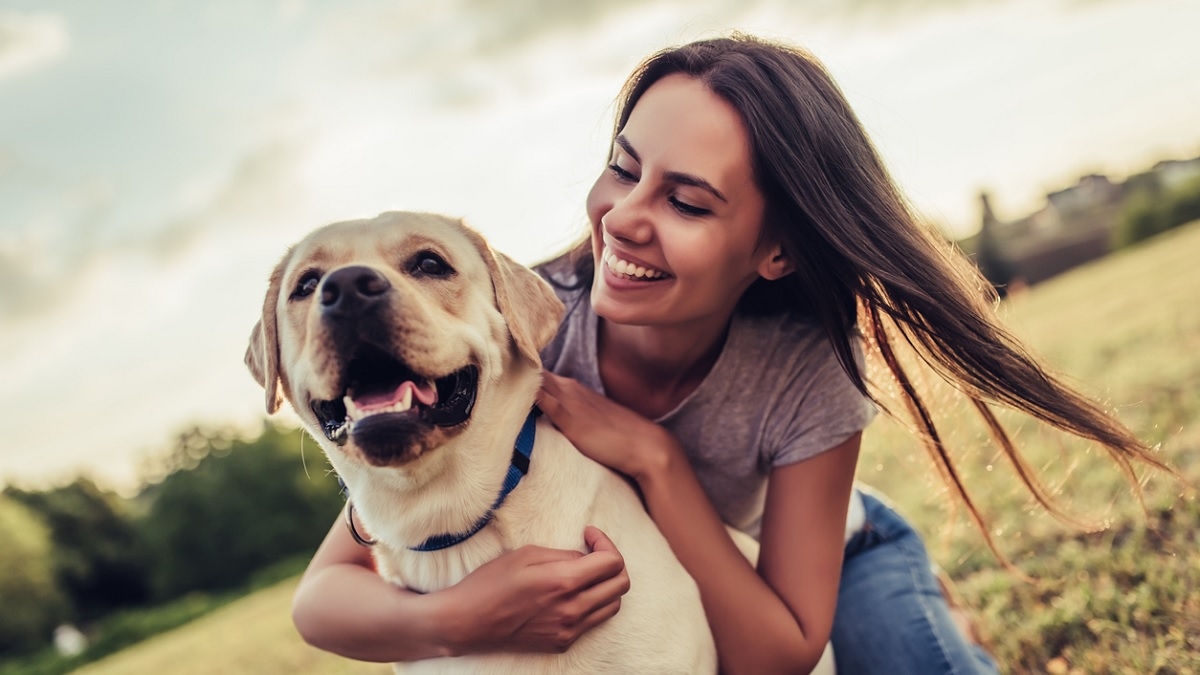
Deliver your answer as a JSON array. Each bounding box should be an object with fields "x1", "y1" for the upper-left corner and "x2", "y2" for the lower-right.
[{"x1": 292, "y1": 34, "x2": 1165, "y2": 674}]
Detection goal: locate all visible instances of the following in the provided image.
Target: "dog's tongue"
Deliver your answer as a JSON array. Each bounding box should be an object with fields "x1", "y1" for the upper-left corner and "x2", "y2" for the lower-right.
[{"x1": 353, "y1": 380, "x2": 437, "y2": 411}]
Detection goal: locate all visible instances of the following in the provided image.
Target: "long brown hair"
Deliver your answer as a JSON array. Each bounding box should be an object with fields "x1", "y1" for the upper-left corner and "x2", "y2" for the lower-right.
[{"x1": 565, "y1": 33, "x2": 1172, "y2": 557}]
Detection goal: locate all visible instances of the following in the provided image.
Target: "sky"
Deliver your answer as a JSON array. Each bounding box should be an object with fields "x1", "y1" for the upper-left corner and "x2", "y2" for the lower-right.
[{"x1": 2, "y1": 0, "x2": 1198, "y2": 492}]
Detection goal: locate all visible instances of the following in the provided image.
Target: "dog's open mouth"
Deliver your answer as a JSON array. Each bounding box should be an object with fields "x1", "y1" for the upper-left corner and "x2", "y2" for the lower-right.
[{"x1": 310, "y1": 344, "x2": 478, "y2": 446}]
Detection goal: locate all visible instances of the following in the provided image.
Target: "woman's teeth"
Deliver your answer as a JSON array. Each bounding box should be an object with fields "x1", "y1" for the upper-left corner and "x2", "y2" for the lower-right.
[{"x1": 603, "y1": 250, "x2": 667, "y2": 279}]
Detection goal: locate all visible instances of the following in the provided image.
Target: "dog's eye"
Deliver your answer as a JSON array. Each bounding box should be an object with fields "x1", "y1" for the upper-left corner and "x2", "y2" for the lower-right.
[
  {"x1": 291, "y1": 271, "x2": 321, "y2": 299},
  {"x1": 412, "y1": 252, "x2": 452, "y2": 277}
]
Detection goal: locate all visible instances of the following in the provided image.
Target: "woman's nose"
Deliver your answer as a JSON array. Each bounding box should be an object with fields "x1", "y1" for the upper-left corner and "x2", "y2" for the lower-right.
[{"x1": 601, "y1": 191, "x2": 653, "y2": 245}]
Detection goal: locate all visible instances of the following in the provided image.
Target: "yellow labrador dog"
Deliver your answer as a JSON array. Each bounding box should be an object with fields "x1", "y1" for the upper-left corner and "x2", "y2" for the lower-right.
[{"x1": 245, "y1": 212, "x2": 716, "y2": 673}]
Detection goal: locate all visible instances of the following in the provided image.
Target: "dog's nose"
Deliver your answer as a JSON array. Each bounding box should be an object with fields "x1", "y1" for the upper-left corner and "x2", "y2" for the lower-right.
[{"x1": 320, "y1": 266, "x2": 391, "y2": 316}]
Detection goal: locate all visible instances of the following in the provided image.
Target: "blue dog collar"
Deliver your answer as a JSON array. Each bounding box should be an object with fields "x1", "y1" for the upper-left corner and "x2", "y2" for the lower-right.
[{"x1": 341, "y1": 408, "x2": 540, "y2": 552}]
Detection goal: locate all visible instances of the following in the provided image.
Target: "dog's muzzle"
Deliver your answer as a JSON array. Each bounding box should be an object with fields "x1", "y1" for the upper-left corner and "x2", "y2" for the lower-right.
[{"x1": 308, "y1": 265, "x2": 479, "y2": 462}]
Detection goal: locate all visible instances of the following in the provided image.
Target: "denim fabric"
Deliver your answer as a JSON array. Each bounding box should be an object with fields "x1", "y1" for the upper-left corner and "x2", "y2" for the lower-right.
[{"x1": 832, "y1": 492, "x2": 1000, "y2": 675}]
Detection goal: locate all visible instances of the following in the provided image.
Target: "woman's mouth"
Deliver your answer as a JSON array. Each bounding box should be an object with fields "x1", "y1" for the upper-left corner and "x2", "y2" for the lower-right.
[{"x1": 602, "y1": 248, "x2": 670, "y2": 280}]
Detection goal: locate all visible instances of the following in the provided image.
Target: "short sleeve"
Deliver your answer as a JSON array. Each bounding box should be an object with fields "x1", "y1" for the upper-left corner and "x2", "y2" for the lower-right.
[{"x1": 765, "y1": 331, "x2": 876, "y2": 468}]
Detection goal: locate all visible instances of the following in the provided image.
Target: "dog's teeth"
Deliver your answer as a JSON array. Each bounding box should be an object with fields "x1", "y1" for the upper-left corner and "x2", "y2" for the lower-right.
[
  {"x1": 342, "y1": 385, "x2": 416, "y2": 422},
  {"x1": 344, "y1": 395, "x2": 362, "y2": 421},
  {"x1": 331, "y1": 423, "x2": 348, "y2": 442}
]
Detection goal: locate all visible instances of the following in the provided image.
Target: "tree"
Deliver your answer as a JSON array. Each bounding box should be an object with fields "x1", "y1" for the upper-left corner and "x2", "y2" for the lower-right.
[
  {"x1": 4, "y1": 478, "x2": 152, "y2": 621},
  {"x1": 0, "y1": 496, "x2": 68, "y2": 655},
  {"x1": 1115, "y1": 175, "x2": 1200, "y2": 248},
  {"x1": 138, "y1": 424, "x2": 344, "y2": 599}
]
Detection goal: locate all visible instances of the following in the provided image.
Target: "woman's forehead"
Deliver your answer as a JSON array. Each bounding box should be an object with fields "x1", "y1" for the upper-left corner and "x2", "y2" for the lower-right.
[{"x1": 621, "y1": 74, "x2": 756, "y2": 193}]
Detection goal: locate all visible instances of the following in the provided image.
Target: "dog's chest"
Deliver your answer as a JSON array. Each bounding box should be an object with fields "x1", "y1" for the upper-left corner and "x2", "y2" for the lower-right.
[{"x1": 374, "y1": 529, "x2": 509, "y2": 594}]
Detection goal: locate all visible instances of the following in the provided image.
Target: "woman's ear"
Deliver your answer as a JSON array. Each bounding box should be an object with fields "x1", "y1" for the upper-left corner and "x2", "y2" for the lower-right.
[{"x1": 758, "y1": 244, "x2": 795, "y2": 281}]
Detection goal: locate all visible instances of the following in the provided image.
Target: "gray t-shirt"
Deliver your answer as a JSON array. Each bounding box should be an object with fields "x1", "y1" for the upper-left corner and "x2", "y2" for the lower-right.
[{"x1": 538, "y1": 259, "x2": 877, "y2": 539}]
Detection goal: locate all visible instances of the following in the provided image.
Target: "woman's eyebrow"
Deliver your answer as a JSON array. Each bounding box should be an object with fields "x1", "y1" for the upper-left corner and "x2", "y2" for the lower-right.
[
  {"x1": 614, "y1": 134, "x2": 643, "y2": 167},
  {"x1": 615, "y1": 134, "x2": 728, "y2": 203},
  {"x1": 665, "y1": 170, "x2": 727, "y2": 203}
]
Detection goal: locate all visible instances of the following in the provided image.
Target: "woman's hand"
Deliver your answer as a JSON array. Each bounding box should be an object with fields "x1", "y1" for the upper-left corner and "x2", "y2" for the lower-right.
[
  {"x1": 293, "y1": 512, "x2": 629, "y2": 662},
  {"x1": 446, "y1": 525, "x2": 631, "y2": 654},
  {"x1": 538, "y1": 371, "x2": 678, "y2": 481}
]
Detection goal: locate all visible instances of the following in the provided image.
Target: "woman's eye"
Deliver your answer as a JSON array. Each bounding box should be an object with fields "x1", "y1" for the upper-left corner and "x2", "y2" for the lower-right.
[
  {"x1": 291, "y1": 271, "x2": 321, "y2": 299},
  {"x1": 413, "y1": 252, "x2": 452, "y2": 276},
  {"x1": 670, "y1": 197, "x2": 712, "y2": 217},
  {"x1": 608, "y1": 163, "x2": 638, "y2": 183}
]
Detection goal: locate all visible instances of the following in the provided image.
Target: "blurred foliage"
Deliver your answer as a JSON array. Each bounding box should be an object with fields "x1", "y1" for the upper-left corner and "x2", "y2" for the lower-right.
[
  {"x1": 136, "y1": 423, "x2": 344, "y2": 600},
  {"x1": 0, "y1": 556, "x2": 315, "y2": 675},
  {"x1": 1114, "y1": 175, "x2": 1200, "y2": 248},
  {"x1": 0, "y1": 497, "x2": 68, "y2": 656},
  {"x1": 4, "y1": 479, "x2": 150, "y2": 621},
  {"x1": 0, "y1": 422, "x2": 343, "y2": 669}
]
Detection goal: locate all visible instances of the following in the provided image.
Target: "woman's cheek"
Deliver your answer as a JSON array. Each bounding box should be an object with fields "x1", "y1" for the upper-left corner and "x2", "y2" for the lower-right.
[{"x1": 585, "y1": 177, "x2": 610, "y2": 231}]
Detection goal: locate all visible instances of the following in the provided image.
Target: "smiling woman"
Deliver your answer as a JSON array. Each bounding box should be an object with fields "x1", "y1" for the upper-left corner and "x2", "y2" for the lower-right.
[{"x1": 587, "y1": 75, "x2": 782, "y2": 342}]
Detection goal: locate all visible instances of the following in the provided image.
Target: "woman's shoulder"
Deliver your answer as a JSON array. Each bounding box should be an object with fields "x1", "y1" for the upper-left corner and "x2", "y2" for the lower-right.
[
  {"x1": 731, "y1": 310, "x2": 831, "y2": 354},
  {"x1": 534, "y1": 251, "x2": 585, "y2": 289},
  {"x1": 534, "y1": 252, "x2": 594, "y2": 376},
  {"x1": 725, "y1": 311, "x2": 867, "y2": 392}
]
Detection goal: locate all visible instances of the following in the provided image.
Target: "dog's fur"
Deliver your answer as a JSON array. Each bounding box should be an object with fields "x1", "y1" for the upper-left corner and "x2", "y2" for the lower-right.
[{"x1": 245, "y1": 212, "x2": 718, "y2": 673}]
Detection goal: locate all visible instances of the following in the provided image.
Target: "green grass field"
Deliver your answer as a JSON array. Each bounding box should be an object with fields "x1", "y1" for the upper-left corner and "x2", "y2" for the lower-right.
[
  {"x1": 861, "y1": 221, "x2": 1200, "y2": 674},
  {"x1": 73, "y1": 222, "x2": 1199, "y2": 675},
  {"x1": 71, "y1": 578, "x2": 387, "y2": 675}
]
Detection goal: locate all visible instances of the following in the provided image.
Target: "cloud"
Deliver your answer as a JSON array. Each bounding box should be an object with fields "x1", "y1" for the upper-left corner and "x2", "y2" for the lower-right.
[
  {"x1": 137, "y1": 140, "x2": 309, "y2": 258},
  {"x1": 308, "y1": 0, "x2": 652, "y2": 91},
  {"x1": 0, "y1": 138, "x2": 309, "y2": 322},
  {"x1": 0, "y1": 237, "x2": 80, "y2": 318},
  {"x1": 0, "y1": 10, "x2": 69, "y2": 82},
  {"x1": 309, "y1": 0, "x2": 1035, "y2": 112}
]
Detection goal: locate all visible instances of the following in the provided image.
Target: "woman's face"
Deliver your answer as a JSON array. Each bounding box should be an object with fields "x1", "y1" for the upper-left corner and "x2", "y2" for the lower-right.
[{"x1": 586, "y1": 73, "x2": 785, "y2": 329}]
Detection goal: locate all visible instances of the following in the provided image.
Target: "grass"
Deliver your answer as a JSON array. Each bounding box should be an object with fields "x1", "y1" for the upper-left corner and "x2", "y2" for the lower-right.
[
  {"x1": 858, "y1": 221, "x2": 1200, "y2": 674},
  {"x1": 70, "y1": 577, "x2": 387, "y2": 675},
  {"x1": 49, "y1": 221, "x2": 1200, "y2": 675}
]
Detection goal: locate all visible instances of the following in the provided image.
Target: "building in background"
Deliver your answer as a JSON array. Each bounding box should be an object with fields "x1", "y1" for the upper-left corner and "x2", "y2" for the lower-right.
[{"x1": 962, "y1": 154, "x2": 1200, "y2": 293}]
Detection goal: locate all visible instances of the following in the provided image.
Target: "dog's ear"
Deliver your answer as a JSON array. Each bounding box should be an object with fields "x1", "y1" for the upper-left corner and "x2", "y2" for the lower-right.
[
  {"x1": 491, "y1": 249, "x2": 565, "y2": 364},
  {"x1": 462, "y1": 224, "x2": 564, "y2": 366},
  {"x1": 245, "y1": 255, "x2": 287, "y2": 414}
]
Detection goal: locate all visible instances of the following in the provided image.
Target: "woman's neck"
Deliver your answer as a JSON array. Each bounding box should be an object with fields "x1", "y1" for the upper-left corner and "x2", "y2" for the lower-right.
[{"x1": 596, "y1": 315, "x2": 731, "y2": 420}]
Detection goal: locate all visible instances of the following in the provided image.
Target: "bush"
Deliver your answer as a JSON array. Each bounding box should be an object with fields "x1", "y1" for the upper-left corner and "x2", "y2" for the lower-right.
[{"x1": 0, "y1": 497, "x2": 68, "y2": 655}]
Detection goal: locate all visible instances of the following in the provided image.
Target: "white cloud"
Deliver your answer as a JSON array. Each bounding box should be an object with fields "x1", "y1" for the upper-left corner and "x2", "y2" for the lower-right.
[
  {"x1": 0, "y1": 136, "x2": 311, "y2": 323},
  {"x1": 0, "y1": 10, "x2": 69, "y2": 82}
]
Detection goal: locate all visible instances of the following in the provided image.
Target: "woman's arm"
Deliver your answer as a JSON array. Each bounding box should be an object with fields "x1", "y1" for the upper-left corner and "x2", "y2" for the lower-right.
[
  {"x1": 292, "y1": 504, "x2": 632, "y2": 662},
  {"x1": 539, "y1": 372, "x2": 859, "y2": 675}
]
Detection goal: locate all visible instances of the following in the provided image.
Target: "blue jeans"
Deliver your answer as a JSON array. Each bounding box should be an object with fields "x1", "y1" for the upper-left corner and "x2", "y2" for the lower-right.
[{"x1": 832, "y1": 492, "x2": 1000, "y2": 674}]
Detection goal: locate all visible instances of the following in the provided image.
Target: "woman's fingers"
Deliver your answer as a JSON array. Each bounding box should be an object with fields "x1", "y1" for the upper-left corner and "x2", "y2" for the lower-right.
[
  {"x1": 584, "y1": 525, "x2": 618, "y2": 554},
  {"x1": 571, "y1": 592, "x2": 623, "y2": 638},
  {"x1": 537, "y1": 373, "x2": 578, "y2": 424},
  {"x1": 566, "y1": 527, "x2": 630, "y2": 619},
  {"x1": 533, "y1": 535, "x2": 630, "y2": 653},
  {"x1": 536, "y1": 528, "x2": 626, "y2": 591},
  {"x1": 573, "y1": 561, "x2": 631, "y2": 616},
  {"x1": 535, "y1": 387, "x2": 563, "y2": 423}
]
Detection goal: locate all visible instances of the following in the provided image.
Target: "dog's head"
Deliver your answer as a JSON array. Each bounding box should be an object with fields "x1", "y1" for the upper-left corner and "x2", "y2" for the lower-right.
[{"x1": 245, "y1": 211, "x2": 563, "y2": 469}]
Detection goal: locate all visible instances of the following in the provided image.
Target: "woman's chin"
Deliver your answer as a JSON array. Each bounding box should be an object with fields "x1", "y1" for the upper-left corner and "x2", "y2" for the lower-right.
[{"x1": 591, "y1": 284, "x2": 661, "y2": 327}]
